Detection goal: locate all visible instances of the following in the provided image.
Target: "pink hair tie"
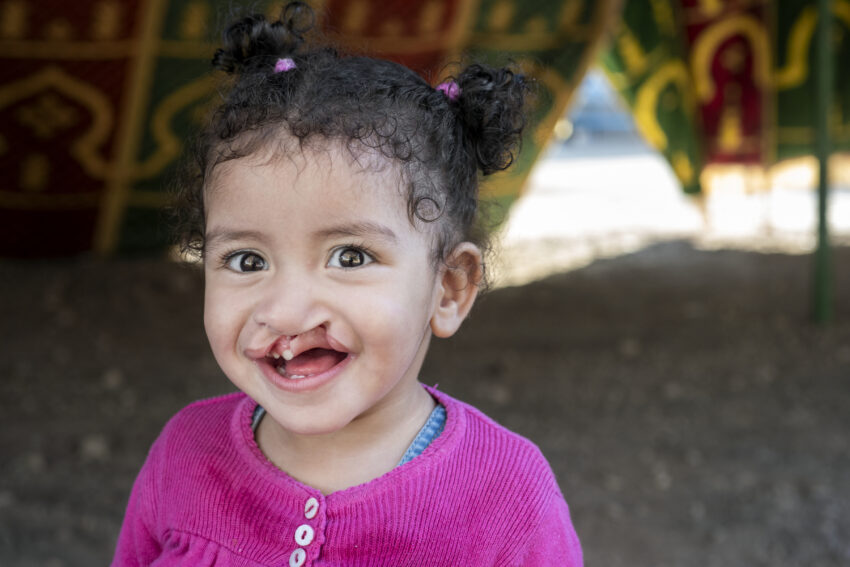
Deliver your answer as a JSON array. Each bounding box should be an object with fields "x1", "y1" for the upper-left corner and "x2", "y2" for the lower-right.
[
  {"x1": 436, "y1": 80, "x2": 461, "y2": 101},
  {"x1": 274, "y1": 57, "x2": 296, "y2": 73}
]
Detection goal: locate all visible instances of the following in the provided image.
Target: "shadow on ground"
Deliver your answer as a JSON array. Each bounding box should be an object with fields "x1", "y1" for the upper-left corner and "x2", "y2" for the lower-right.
[{"x1": 1, "y1": 241, "x2": 849, "y2": 566}]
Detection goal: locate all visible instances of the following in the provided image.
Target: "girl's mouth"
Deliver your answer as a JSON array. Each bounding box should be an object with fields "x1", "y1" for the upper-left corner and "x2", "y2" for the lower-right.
[{"x1": 266, "y1": 348, "x2": 347, "y2": 380}]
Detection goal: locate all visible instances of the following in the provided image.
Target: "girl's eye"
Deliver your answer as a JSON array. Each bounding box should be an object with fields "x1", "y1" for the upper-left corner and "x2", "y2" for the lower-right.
[
  {"x1": 225, "y1": 251, "x2": 267, "y2": 272},
  {"x1": 328, "y1": 246, "x2": 373, "y2": 269}
]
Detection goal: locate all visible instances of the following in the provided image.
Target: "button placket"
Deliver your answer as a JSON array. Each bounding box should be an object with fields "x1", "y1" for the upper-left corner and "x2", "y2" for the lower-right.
[
  {"x1": 304, "y1": 497, "x2": 319, "y2": 519},
  {"x1": 294, "y1": 524, "x2": 314, "y2": 546},
  {"x1": 289, "y1": 548, "x2": 306, "y2": 567},
  {"x1": 290, "y1": 496, "x2": 321, "y2": 566}
]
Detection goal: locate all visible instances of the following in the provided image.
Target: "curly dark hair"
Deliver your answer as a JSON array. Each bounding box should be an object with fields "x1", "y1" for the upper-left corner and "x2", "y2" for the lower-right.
[{"x1": 175, "y1": 2, "x2": 529, "y2": 282}]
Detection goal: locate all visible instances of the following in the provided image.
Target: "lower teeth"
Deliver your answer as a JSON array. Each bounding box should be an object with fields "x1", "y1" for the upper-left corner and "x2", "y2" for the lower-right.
[{"x1": 275, "y1": 366, "x2": 308, "y2": 380}]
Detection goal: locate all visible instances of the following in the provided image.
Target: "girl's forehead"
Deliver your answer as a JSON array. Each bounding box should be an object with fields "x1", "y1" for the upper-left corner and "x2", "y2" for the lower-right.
[
  {"x1": 205, "y1": 140, "x2": 420, "y2": 226},
  {"x1": 208, "y1": 138, "x2": 403, "y2": 193}
]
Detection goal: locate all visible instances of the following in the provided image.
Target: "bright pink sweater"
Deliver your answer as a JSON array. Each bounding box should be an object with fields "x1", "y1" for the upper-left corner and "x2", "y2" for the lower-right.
[{"x1": 112, "y1": 386, "x2": 583, "y2": 566}]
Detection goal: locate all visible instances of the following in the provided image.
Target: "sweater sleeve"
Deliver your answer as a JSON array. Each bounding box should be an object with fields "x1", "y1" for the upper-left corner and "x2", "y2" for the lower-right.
[
  {"x1": 110, "y1": 437, "x2": 164, "y2": 566},
  {"x1": 507, "y1": 488, "x2": 583, "y2": 567}
]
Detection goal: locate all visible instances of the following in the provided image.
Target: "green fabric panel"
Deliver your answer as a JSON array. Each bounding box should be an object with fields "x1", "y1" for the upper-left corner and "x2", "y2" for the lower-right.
[
  {"x1": 600, "y1": 1, "x2": 703, "y2": 194},
  {"x1": 775, "y1": 1, "x2": 850, "y2": 160},
  {"x1": 466, "y1": 0, "x2": 613, "y2": 203},
  {"x1": 117, "y1": 0, "x2": 227, "y2": 252}
]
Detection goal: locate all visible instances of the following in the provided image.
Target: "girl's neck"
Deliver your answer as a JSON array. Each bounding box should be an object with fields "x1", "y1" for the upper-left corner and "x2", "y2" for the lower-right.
[{"x1": 255, "y1": 384, "x2": 436, "y2": 495}]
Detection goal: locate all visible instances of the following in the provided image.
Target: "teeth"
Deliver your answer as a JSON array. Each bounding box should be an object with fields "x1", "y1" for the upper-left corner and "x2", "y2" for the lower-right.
[
  {"x1": 272, "y1": 352, "x2": 280, "y2": 359},
  {"x1": 274, "y1": 366, "x2": 309, "y2": 380},
  {"x1": 282, "y1": 349, "x2": 294, "y2": 361}
]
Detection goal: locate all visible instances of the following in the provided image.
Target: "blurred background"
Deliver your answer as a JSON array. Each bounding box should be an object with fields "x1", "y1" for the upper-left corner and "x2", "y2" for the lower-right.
[{"x1": 1, "y1": 1, "x2": 849, "y2": 565}]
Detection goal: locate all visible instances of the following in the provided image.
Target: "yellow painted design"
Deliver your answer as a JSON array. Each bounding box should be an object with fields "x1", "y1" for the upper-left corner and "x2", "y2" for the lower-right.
[
  {"x1": 672, "y1": 151, "x2": 694, "y2": 185},
  {"x1": 44, "y1": 18, "x2": 73, "y2": 40},
  {"x1": 617, "y1": 26, "x2": 648, "y2": 77},
  {"x1": 778, "y1": 123, "x2": 850, "y2": 143},
  {"x1": 419, "y1": 0, "x2": 443, "y2": 34},
  {"x1": 696, "y1": 0, "x2": 723, "y2": 19},
  {"x1": 605, "y1": 69, "x2": 628, "y2": 91},
  {"x1": 342, "y1": 0, "x2": 369, "y2": 34},
  {"x1": 524, "y1": 16, "x2": 548, "y2": 34},
  {"x1": 488, "y1": 0, "x2": 514, "y2": 33},
  {"x1": 479, "y1": 0, "x2": 614, "y2": 201},
  {"x1": 380, "y1": 18, "x2": 404, "y2": 37},
  {"x1": 650, "y1": 0, "x2": 675, "y2": 36},
  {"x1": 16, "y1": 93, "x2": 79, "y2": 138},
  {"x1": 558, "y1": 0, "x2": 582, "y2": 33},
  {"x1": 835, "y1": 0, "x2": 850, "y2": 27},
  {"x1": 95, "y1": 0, "x2": 166, "y2": 254},
  {"x1": 776, "y1": 1, "x2": 850, "y2": 89},
  {"x1": 92, "y1": 1, "x2": 121, "y2": 40},
  {"x1": 21, "y1": 153, "x2": 49, "y2": 192},
  {"x1": 0, "y1": 0, "x2": 27, "y2": 39},
  {"x1": 775, "y1": 6, "x2": 815, "y2": 89},
  {"x1": 133, "y1": 76, "x2": 216, "y2": 179},
  {"x1": 0, "y1": 67, "x2": 113, "y2": 178},
  {"x1": 634, "y1": 61, "x2": 692, "y2": 150},
  {"x1": 718, "y1": 103, "x2": 743, "y2": 152},
  {"x1": 180, "y1": 1, "x2": 208, "y2": 40},
  {"x1": 691, "y1": 15, "x2": 770, "y2": 102}
]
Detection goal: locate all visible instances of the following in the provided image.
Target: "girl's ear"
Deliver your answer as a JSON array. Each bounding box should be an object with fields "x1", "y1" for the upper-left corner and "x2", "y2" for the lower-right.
[{"x1": 430, "y1": 242, "x2": 483, "y2": 338}]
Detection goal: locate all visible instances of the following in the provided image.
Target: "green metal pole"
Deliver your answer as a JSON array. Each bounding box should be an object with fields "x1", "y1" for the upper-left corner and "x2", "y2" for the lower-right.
[{"x1": 813, "y1": 0, "x2": 833, "y2": 324}]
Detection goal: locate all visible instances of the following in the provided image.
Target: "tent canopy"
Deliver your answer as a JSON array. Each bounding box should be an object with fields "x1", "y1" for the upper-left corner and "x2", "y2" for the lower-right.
[{"x1": 1, "y1": 0, "x2": 844, "y2": 256}]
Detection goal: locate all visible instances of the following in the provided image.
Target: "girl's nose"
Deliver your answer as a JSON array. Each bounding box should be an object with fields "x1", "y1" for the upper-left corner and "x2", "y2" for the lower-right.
[{"x1": 252, "y1": 270, "x2": 328, "y2": 335}]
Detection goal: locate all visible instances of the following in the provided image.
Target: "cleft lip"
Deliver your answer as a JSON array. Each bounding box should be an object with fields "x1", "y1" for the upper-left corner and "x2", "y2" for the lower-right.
[
  {"x1": 281, "y1": 326, "x2": 346, "y2": 360},
  {"x1": 251, "y1": 326, "x2": 351, "y2": 364}
]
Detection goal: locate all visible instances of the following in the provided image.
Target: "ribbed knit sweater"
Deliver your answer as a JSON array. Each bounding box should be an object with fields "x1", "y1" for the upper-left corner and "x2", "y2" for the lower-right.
[{"x1": 112, "y1": 386, "x2": 583, "y2": 566}]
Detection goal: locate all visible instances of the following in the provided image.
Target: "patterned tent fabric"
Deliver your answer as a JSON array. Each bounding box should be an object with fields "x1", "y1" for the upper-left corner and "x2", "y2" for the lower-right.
[
  {"x1": 603, "y1": 0, "x2": 850, "y2": 193},
  {"x1": 0, "y1": 0, "x2": 611, "y2": 256},
  {"x1": 2, "y1": 1, "x2": 845, "y2": 256}
]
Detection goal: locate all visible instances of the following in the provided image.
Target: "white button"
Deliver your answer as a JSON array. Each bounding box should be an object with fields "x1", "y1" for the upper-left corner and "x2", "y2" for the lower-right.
[
  {"x1": 294, "y1": 524, "x2": 314, "y2": 546},
  {"x1": 304, "y1": 497, "x2": 319, "y2": 519},
  {"x1": 289, "y1": 548, "x2": 306, "y2": 567}
]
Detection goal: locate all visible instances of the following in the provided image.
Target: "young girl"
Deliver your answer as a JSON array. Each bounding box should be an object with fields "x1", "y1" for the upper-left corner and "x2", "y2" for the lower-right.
[{"x1": 113, "y1": 3, "x2": 582, "y2": 565}]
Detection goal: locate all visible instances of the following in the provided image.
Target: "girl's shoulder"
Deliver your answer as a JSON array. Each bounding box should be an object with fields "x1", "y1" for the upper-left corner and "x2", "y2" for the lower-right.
[
  {"x1": 426, "y1": 386, "x2": 556, "y2": 481},
  {"x1": 151, "y1": 392, "x2": 251, "y2": 459},
  {"x1": 166, "y1": 390, "x2": 246, "y2": 426}
]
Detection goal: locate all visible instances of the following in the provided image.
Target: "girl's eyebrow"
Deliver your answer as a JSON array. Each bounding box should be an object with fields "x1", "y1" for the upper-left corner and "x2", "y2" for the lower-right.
[
  {"x1": 204, "y1": 229, "x2": 267, "y2": 248},
  {"x1": 314, "y1": 222, "x2": 398, "y2": 242}
]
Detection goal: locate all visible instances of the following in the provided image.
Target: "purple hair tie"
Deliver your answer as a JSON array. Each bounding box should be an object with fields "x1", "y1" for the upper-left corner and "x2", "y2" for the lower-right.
[
  {"x1": 436, "y1": 80, "x2": 461, "y2": 101},
  {"x1": 274, "y1": 57, "x2": 296, "y2": 73}
]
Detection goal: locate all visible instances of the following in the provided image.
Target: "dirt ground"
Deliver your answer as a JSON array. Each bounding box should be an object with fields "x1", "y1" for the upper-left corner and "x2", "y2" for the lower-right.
[{"x1": 1, "y1": 240, "x2": 848, "y2": 566}]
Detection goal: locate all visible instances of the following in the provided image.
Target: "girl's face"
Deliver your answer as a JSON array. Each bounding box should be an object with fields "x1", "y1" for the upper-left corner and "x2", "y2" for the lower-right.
[{"x1": 202, "y1": 145, "x2": 463, "y2": 438}]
